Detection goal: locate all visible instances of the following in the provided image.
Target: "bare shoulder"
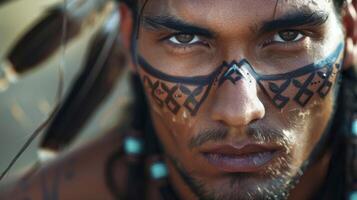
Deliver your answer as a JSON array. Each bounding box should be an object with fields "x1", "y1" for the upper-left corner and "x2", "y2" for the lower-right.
[{"x1": 0, "y1": 128, "x2": 127, "y2": 200}]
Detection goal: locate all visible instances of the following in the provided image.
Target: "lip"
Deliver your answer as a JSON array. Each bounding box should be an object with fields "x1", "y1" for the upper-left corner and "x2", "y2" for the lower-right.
[{"x1": 201, "y1": 143, "x2": 282, "y2": 173}]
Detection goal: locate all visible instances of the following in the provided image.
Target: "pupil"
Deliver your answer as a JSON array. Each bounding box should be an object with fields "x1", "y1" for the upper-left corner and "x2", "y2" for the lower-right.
[
  {"x1": 279, "y1": 31, "x2": 298, "y2": 41},
  {"x1": 176, "y1": 34, "x2": 194, "y2": 43}
]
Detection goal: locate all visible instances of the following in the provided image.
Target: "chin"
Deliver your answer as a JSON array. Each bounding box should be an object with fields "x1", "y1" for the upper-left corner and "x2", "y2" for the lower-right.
[
  {"x1": 191, "y1": 172, "x2": 295, "y2": 200},
  {"x1": 176, "y1": 152, "x2": 302, "y2": 200}
]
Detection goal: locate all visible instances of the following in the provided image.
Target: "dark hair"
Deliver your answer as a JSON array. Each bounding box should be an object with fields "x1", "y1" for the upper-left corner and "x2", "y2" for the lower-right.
[
  {"x1": 117, "y1": 0, "x2": 357, "y2": 199},
  {"x1": 119, "y1": 0, "x2": 137, "y2": 11},
  {"x1": 335, "y1": 0, "x2": 346, "y2": 8}
]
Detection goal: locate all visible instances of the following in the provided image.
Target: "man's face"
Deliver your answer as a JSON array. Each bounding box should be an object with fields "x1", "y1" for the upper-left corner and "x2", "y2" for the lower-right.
[{"x1": 136, "y1": 0, "x2": 344, "y2": 199}]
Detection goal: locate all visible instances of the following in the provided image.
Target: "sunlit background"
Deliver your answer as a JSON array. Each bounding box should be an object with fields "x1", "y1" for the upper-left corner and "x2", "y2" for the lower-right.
[{"x1": 0, "y1": 0, "x2": 131, "y2": 183}]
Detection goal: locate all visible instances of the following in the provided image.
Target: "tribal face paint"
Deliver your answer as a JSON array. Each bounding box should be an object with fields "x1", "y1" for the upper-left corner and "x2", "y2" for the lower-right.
[
  {"x1": 138, "y1": 42, "x2": 344, "y2": 117},
  {"x1": 134, "y1": 1, "x2": 347, "y2": 199}
]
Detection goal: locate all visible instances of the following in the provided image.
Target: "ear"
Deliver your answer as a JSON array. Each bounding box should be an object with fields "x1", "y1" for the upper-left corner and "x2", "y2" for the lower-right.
[
  {"x1": 118, "y1": 3, "x2": 136, "y2": 72},
  {"x1": 119, "y1": 3, "x2": 133, "y2": 50},
  {"x1": 343, "y1": 0, "x2": 357, "y2": 70}
]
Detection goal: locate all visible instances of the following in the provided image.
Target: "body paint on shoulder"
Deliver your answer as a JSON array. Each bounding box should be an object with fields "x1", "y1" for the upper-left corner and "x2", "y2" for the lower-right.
[{"x1": 138, "y1": 42, "x2": 344, "y2": 116}]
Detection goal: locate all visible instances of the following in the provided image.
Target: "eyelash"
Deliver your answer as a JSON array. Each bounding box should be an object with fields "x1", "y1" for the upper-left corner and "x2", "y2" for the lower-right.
[
  {"x1": 162, "y1": 30, "x2": 307, "y2": 51},
  {"x1": 159, "y1": 33, "x2": 209, "y2": 54},
  {"x1": 262, "y1": 31, "x2": 307, "y2": 47},
  {"x1": 169, "y1": 35, "x2": 201, "y2": 45}
]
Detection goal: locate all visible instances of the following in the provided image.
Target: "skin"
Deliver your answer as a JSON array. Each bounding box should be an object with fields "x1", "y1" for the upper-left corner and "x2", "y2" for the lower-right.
[
  {"x1": 1, "y1": 1, "x2": 357, "y2": 200},
  {"x1": 136, "y1": 0, "x2": 346, "y2": 199}
]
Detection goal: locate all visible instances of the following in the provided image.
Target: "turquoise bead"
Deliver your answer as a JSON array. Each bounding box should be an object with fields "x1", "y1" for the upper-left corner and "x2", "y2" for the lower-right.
[
  {"x1": 350, "y1": 191, "x2": 357, "y2": 200},
  {"x1": 123, "y1": 137, "x2": 143, "y2": 155},
  {"x1": 150, "y1": 162, "x2": 168, "y2": 179},
  {"x1": 352, "y1": 120, "x2": 357, "y2": 136}
]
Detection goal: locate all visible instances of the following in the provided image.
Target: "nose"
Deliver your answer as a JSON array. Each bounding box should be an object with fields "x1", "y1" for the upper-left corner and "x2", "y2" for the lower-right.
[{"x1": 210, "y1": 73, "x2": 265, "y2": 127}]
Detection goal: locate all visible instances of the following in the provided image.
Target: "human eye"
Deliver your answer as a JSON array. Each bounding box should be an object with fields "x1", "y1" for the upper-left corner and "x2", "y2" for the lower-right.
[
  {"x1": 161, "y1": 33, "x2": 210, "y2": 54},
  {"x1": 167, "y1": 33, "x2": 201, "y2": 45},
  {"x1": 272, "y1": 30, "x2": 305, "y2": 43}
]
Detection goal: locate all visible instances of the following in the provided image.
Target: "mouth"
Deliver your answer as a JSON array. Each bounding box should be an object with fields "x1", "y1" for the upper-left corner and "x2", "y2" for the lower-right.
[{"x1": 201, "y1": 143, "x2": 282, "y2": 173}]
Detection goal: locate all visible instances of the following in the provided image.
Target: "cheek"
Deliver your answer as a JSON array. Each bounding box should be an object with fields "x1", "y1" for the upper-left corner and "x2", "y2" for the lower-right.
[
  {"x1": 258, "y1": 62, "x2": 340, "y2": 110},
  {"x1": 149, "y1": 107, "x2": 203, "y2": 171},
  {"x1": 284, "y1": 91, "x2": 335, "y2": 163},
  {"x1": 306, "y1": 94, "x2": 334, "y2": 150},
  {"x1": 140, "y1": 77, "x2": 195, "y2": 129},
  {"x1": 257, "y1": 42, "x2": 344, "y2": 110},
  {"x1": 137, "y1": 63, "x2": 212, "y2": 129},
  {"x1": 138, "y1": 70, "x2": 199, "y2": 144}
]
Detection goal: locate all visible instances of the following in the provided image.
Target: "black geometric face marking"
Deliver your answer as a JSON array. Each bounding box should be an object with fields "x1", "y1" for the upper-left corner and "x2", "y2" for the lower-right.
[
  {"x1": 139, "y1": 43, "x2": 344, "y2": 116},
  {"x1": 267, "y1": 80, "x2": 291, "y2": 109},
  {"x1": 292, "y1": 73, "x2": 315, "y2": 107},
  {"x1": 219, "y1": 63, "x2": 243, "y2": 86},
  {"x1": 143, "y1": 76, "x2": 164, "y2": 107},
  {"x1": 160, "y1": 83, "x2": 181, "y2": 114},
  {"x1": 317, "y1": 65, "x2": 334, "y2": 98},
  {"x1": 180, "y1": 85, "x2": 205, "y2": 115}
]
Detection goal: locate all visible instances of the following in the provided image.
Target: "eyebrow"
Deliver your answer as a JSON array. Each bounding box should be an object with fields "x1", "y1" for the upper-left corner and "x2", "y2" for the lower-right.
[
  {"x1": 260, "y1": 10, "x2": 329, "y2": 33},
  {"x1": 142, "y1": 15, "x2": 215, "y2": 38}
]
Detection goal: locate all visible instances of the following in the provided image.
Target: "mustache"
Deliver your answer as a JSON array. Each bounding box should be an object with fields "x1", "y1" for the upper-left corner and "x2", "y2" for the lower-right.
[{"x1": 188, "y1": 124, "x2": 291, "y2": 150}]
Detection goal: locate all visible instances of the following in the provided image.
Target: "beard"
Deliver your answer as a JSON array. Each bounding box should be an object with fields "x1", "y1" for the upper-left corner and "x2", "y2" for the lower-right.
[
  {"x1": 169, "y1": 154, "x2": 305, "y2": 200},
  {"x1": 167, "y1": 124, "x2": 308, "y2": 200}
]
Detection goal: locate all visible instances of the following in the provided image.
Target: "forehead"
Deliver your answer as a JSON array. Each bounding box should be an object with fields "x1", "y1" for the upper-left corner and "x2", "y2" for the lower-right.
[{"x1": 142, "y1": 0, "x2": 335, "y2": 30}]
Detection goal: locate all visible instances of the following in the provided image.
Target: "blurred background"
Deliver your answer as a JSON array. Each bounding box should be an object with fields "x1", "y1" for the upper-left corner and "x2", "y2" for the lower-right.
[{"x1": 0, "y1": 0, "x2": 131, "y2": 183}]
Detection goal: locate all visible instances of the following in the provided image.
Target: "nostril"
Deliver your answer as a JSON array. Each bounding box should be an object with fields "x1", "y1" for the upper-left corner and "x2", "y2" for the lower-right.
[{"x1": 249, "y1": 118, "x2": 260, "y2": 125}]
